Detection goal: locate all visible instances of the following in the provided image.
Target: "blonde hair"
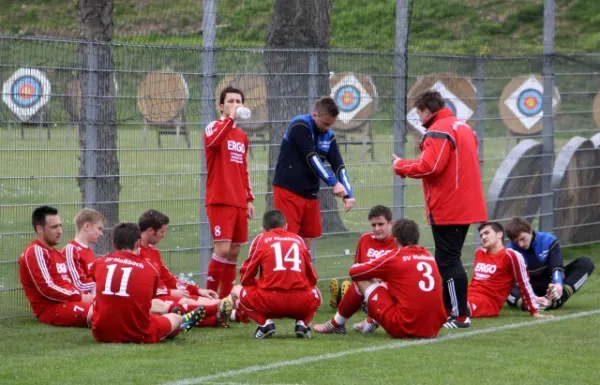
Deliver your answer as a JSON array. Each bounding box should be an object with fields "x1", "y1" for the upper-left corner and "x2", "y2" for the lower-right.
[{"x1": 74, "y1": 208, "x2": 105, "y2": 232}]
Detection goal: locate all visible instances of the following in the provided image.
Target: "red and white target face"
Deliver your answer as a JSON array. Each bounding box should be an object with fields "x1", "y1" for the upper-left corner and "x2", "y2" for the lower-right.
[
  {"x1": 503, "y1": 75, "x2": 559, "y2": 130},
  {"x1": 330, "y1": 73, "x2": 373, "y2": 124}
]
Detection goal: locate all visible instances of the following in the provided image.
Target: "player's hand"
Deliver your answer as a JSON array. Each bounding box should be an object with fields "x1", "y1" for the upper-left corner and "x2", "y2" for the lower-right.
[
  {"x1": 392, "y1": 153, "x2": 402, "y2": 167},
  {"x1": 82, "y1": 293, "x2": 95, "y2": 303},
  {"x1": 199, "y1": 289, "x2": 219, "y2": 299},
  {"x1": 546, "y1": 283, "x2": 563, "y2": 300},
  {"x1": 332, "y1": 182, "x2": 347, "y2": 198},
  {"x1": 532, "y1": 312, "x2": 554, "y2": 319},
  {"x1": 230, "y1": 105, "x2": 240, "y2": 120},
  {"x1": 171, "y1": 289, "x2": 190, "y2": 298},
  {"x1": 343, "y1": 197, "x2": 356, "y2": 212},
  {"x1": 247, "y1": 201, "x2": 255, "y2": 219}
]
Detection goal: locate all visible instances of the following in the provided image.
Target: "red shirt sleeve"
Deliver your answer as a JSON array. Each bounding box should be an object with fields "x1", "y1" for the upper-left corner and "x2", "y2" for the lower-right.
[
  {"x1": 243, "y1": 134, "x2": 255, "y2": 203},
  {"x1": 64, "y1": 244, "x2": 95, "y2": 293},
  {"x1": 203, "y1": 117, "x2": 235, "y2": 148},
  {"x1": 393, "y1": 134, "x2": 453, "y2": 179},
  {"x1": 349, "y1": 253, "x2": 395, "y2": 282},
  {"x1": 23, "y1": 246, "x2": 82, "y2": 302},
  {"x1": 240, "y1": 234, "x2": 263, "y2": 287},
  {"x1": 301, "y1": 243, "x2": 318, "y2": 286},
  {"x1": 354, "y1": 235, "x2": 365, "y2": 264},
  {"x1": 507, "y1": 249, "x2": 539, "y2": 315}
]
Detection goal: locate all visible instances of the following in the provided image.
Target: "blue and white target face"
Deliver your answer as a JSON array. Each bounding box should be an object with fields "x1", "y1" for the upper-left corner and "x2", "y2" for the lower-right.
[
  {"x1": 335, "y1": 85, "x2": 361, "y2": 113},
  {"x1": 2, "y1": 68, "x2": 51, "y2": 122},
  {"x1": 516, "y1": 89, "x2": 543, "y2": 117},
  {"x1": 504, "y1": 75, "x2": 559, "y2": 131},
  {"x1": 329, "y1": 73, "x2": 374, "y2": 124}
]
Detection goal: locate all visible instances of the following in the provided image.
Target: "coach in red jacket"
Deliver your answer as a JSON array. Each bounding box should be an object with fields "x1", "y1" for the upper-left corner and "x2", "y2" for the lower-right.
[{"x1": 392, "y1": 90, "x2": 487, "y2": 329}]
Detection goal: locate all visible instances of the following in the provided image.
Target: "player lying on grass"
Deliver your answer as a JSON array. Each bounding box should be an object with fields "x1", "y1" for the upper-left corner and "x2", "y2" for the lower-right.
[
  {"x1": 228, "y1": 210, "x2": 321, "y2": 339},
  {"x1": 348, "y1": 218, "x2": 446, "y2": 338},
  {"x1": 91, "y1": 223, "x2": 204, "y2": 343},
  {"x1": 138, "y1": 209, "x2": 233, "y2": 328},
  {"x1": 315, "y1": 205, "x2": 396, "y2": 334},
  {"x1": 505, "y1": 216, "x2": 595, "y2": 311},
  {"x1": 467, "y1": 222, "x2": 551, "y2": 319}
]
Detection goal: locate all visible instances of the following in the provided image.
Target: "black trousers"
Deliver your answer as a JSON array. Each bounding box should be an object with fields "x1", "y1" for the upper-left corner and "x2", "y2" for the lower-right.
[{"x1": 431, "y1": 224, "x2": 470, "y2": 317}]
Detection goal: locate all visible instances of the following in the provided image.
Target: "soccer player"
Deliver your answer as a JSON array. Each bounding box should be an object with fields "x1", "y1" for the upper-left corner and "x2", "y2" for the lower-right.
[
  {"x1": 315, "y1": 205, "x2": 396, "y2": 334},
  {"x1": 138, "y1": 209, "x2": 233, "y2": 327},
  {"x1": 467, "y1": 222, "x2": 551, "y2": 319},
  {"x1": 91, "y1": 223, "x2": 204, "y2": 343},
  {"x1": 62, "y1": 208, "x2": 105, "y2": 294},
  {"x1": 19, "y1": 206, "x2": 94, "y2": 327},
  {"x1": 229, "y1": 210, "x2": 321, "y2": 339},
  {"x1": 505, "y1": 216, "x2": 595, "y2": 310},
  {"x1": 203, "y1": 86, "x2": 255, "y2": 298},
  {"x1": 273, "y1": 96, "x2": 355, "y2": 250},
  {"x1": 393, "y1": 90, "x2": 487, "y2": 328},
  {"x1": 348, "y1": 218, "x2": 446, "y2": 339}
]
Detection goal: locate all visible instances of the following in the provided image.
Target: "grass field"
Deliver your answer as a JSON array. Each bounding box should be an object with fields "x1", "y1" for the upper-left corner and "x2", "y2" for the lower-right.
[{"x1": 0, "y1": 245, "x2": 598, "y2": 385}]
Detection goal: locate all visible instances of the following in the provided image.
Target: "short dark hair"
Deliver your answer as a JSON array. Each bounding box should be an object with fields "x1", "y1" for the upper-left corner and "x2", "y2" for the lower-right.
[
  {"x1": 32, "y1": 205, "x2": 58, "y2": 231},
  {"x1": 413, "y1": 90, "x2": 445, "y2": 113},
  {"x1": 392, "y1": 218, "x2": 420, "y2": 246},
  {"x1": 112, "y1": 223, "x2": 141, "y2": 251},
  {"x1": 314, "y1": 96, "x2": 340, "y2": 117},
  {"x1": 368, "y1": 205, "x2": 392, "y2": 222},
  {"x1": 138, "y1": 209, "x2": 170, "y2": 232},
  {"x1": 262, "y1": 209, "x2": 287, "y2": 231},
  {"x1": 219, "y1": 86, "x2": 245, "y2": 105},
  {"x1": 478, "y1": 221, "x2": 505, "y2": 242},
  {"x1": 505, "y1": 217, "x2": 533, "y2": 241}
]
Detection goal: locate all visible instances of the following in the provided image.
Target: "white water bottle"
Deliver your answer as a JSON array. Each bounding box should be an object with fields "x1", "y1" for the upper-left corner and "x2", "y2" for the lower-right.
[{"x1": 236, "y1": 106, "x2": 252, "y2": 120}]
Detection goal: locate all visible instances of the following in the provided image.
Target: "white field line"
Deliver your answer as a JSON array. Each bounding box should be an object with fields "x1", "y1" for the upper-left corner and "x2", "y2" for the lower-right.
[{"x1": 164, "y1": 309, "x2": 600, "y2": 385}]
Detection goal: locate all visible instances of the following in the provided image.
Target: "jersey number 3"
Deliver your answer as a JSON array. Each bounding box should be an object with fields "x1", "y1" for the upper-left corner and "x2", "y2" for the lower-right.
[
  {"x1": 417, "y1": 261, "x2": 435, "y2": 292},
  {"x1": 271, "y1": 242, "x2": 302, "y2": 272},
  {"x1": 102, "y1": 264, "x2": 133, "y2": 297}
]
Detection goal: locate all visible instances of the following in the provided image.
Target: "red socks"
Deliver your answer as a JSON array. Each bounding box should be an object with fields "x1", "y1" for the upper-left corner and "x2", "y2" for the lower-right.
[
  {"x1": 337, "y1": 283, "x2": 364, "y2": 319},
  {"x1": 206, "y1": 254, "x2": 237, "y2": 297}
]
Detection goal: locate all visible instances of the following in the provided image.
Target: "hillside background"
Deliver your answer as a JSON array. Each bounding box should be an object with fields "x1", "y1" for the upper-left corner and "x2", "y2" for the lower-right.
[{"x1": 1, "y1": 0, "x2": 599, "y2": 54}]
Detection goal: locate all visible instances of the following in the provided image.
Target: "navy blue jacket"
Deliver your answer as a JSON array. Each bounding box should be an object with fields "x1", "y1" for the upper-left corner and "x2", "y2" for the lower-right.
[
  {"x1": 508, "y1": 231, "x2": 564, "y2": 285},
  {"x1": 273, "y1": 114, "x2": 353, "y2": 200}
]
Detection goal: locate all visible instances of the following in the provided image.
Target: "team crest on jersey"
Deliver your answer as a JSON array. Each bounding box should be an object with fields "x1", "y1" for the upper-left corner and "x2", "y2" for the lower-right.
[
  {"x1": 56, "y1": 262, "x2": 68, "y2": 274},
  {"x1": 317, "y1": 138, "x2": 331, "y2": 152}
]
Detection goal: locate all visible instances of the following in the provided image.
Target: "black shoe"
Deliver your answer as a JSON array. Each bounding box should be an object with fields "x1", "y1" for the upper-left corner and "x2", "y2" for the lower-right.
[
  {"x1": 170, "y1": 306, "x2": 182, "y2": 315},
  {"x1": 254, "y1": 322, "x2": 276, "y2": 339},
  {"x1": 443, "y1": 316, "x2": 471, "y2": 329},
  {"x1": 295, "y1": 323, "x2": 312, "y2": 339},
  {"x1": 181, "y1": 306, "x2": 206, "y2": 332}
]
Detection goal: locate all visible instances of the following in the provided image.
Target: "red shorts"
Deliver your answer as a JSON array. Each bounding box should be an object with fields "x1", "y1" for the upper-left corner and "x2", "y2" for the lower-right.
[
  {"x1": 238, "y1": 286, "x2": 321, "y2": 320},
  {"x1": 155, "y1": 294, "x2": 201, "y2": 305},
  {"x1": 145, "y1": 314, "x2": 177, "y2": 343},
  {"x1": 366, "y1": 286, "x2": 442, "y2": 339},
  {"x1": 37, "y1": 301, "x2": 91, "y2": 328},
  {"x1": 273, "y1": 186, "x2": 321, "y2": 239},
  {"x1": 468, "y1": 294, "x2": 500, "y2": 318},
  {"x1": 206, "y1": 204, "x2": 248, "y2": 244}
]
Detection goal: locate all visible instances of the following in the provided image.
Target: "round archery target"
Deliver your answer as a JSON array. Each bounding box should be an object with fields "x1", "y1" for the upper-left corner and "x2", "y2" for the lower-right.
[
  {"x1": 500, "y1": 75, "x2": 560, "y2": 136},
  {"x1": 2, "y1": 68, "x2": 51, "y2": 122},
  {"x1": 329, "y1": 72, "x2": 376, "y2": 131},
  {"x1": 138, "y1": 69, "x2": 189, "y2": 124}
]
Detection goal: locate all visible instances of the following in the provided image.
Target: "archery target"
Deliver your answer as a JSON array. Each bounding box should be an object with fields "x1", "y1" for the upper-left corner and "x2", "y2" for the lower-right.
[
  {"x1": 138, "y1": 70, "x2": 189, "y2": 123},
  {"x1": 2, "y1": 68, "x2": 51, "y2": 122},
  {"x1": 329, "y1": 72, "x2": 376, "y2": 130},
  {"x1": 500, "y1": 75, "x2": 560, "y2": 135}
]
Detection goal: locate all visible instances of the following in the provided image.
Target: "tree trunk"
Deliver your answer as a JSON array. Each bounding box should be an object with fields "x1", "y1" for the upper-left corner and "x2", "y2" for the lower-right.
[
  {"x1": 265, "y1": 0, "x2": 346, "y2": 232},
  {"x1": 78, "y1": 0, "x2": 120, "y2": 254}
]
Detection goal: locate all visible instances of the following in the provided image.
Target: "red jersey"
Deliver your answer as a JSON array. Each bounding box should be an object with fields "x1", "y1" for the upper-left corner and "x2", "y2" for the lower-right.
[
  {"x1": 349, "y1": 246, "x2": 446, "y2": 337},
  {"x1": 203, "y1": 116, "x2": 254, "y2": 209},
  {"x1": 62, "y1": 240, "x2": 96, "y2": 293},
  {"x1": 240, "y1": 228, "x2": 318, "y2": 291},
  {"x1": 354, "y1": 233, "x2": 397, "y2": 264},
  {"x1": 19, "y1": 240, "x2": 83, "y2": 317},
  {"x1": 139, "y1": 244, "x2": 200, "y2": 297},
  {"x1": 91, "y1": 250, "x2": 160, "y2": 343},
  {"x1": 469, "y1": 248, "x2": 539, "y2": 315}
]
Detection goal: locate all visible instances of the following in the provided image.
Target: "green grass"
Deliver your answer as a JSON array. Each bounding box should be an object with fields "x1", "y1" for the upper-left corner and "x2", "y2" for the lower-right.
[
  {"x1": 0, "y1": 247, "x2": 598, "y2": 385},
  {"x1": 2, "y1": 0, "x2": 600, "y2": 54}
]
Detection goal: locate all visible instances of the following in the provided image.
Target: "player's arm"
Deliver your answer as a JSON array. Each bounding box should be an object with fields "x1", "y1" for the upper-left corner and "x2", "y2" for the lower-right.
[
  {"x1": 547, "y1": 240, "x2": 564, "y2": 285},
  {"x1": 301, "y1": 244, "x2": 318, "y2": 286},
  {"x1": 289, "y1": 122, "x2": 338, "y2": 187},
  {"x1": 349, "y1": 253, "x2": 394, "y2": 282},
  {"x1": 23, "y1": 247, "x2": 82, "y2": 302},
  {"x1": 240, "y1": 234, "x2": 263, "y2": 286},
  {"x1": 507, "y1": 250, "x2": 539, "y2": 315},
  {"x1": 243, "y1": 135, "x2": 255, "y2": 217},
  {"x1": 64, "y1": 245, "x2": 95, "y2": 293},
  {"x1": 326, "y1": 137, "x2": 353, "y2": 198},
  {"x1": 393, "y1": 132, "x2": 453, "y2": 179},
  {"x1": 203, "y1": 117, "x2": 235, "y2": 148}
]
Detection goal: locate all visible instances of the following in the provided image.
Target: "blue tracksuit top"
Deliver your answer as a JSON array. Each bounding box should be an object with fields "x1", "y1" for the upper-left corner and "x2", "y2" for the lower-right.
[{"x1": 508, "y1": 231, "x2": 564, "y2": 284}]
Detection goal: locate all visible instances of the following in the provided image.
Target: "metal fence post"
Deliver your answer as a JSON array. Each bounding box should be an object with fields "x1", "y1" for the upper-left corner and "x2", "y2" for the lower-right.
[
  {"x1": 199, "y1": 0, "x2": 217, "y2": 282},
  {"x1": 540, "y1": 0, "x2": 555, "y2": 233},
  {"x1": 83, "y1": 42, "x2": 99, "y2": 209},
  {"x1": 308, "y1": 51, "x2": 319, "y2": 263},
  {"x1": 393, "y1": 0, "x2": 409, "y2": 220},
  {"x1": 474, "y1": 55, "x2": 486, "y2": 249}
]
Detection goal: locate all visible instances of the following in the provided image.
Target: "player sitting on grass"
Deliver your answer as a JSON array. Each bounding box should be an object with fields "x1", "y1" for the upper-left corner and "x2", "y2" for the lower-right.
[
  {"x1": 229, "y1": 210, "x2": 321, "y2": 339},
  {"x1": 91, "y1": 223, "x2": 204, "y2": 343},
  {"x1": 138, "y1": 209, "x2": 233, "y2": 328},
  {"x1": 505, "y1": 216, "x2": 595, "y2": 311},
  {"x1": 347, "y1": 218, "x2": 446, "y2": 338},
  {"x1": 467, "y1": 222, "x2": 551, "y2": 319},
  {"x1": 316, "y1": 205, "x2": 396, "y2": 334}
]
